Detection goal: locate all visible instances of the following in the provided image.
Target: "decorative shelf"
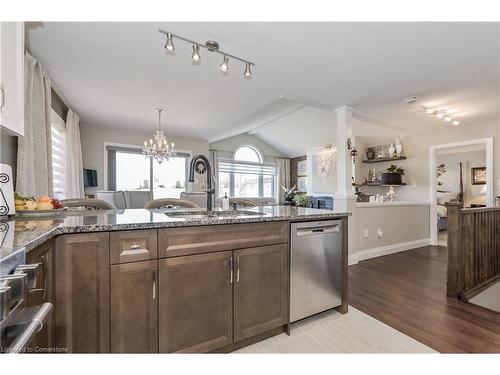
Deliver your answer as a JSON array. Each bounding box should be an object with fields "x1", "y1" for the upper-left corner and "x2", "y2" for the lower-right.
[
  {"x1": 362, "y1": 156, "x2": 407, "y2": 164},
  {"x1": 362, "y1": 182, "x2": 407, "y2": 187}
]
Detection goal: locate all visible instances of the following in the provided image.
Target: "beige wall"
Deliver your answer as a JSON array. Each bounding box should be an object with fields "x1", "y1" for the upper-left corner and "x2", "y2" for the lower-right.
[
  {"x1": 80, "y1": 123, "x2": 209, "y2": 194},
  {"x1": 354, "y1": 120, "x2": 499, "y2": 202},
  {"x1": 352, "y1": 204, "x2": 430, "y2": 254}
]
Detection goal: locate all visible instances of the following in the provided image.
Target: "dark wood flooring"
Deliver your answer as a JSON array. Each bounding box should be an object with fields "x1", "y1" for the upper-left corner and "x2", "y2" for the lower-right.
[{"x1": 349, "y1": 245, "x2": 500, "y2": 353}]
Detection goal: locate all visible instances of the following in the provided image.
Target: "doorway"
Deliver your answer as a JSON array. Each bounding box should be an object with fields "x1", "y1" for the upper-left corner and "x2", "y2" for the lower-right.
[{"x1": 429, "y1": 138, "x2": 494, "y2": 246}]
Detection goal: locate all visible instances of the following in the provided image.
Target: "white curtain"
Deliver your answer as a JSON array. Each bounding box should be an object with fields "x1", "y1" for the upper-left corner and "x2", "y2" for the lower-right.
[
  {"x1": 276, "y1": 158, "x2": 291, "y2": 204},
  {"x1": 64, "y1": 109, "x2": 84, "y2": 198},
  {"x1": 17, "y1": 51, "x2": 53, "y2": 197}
]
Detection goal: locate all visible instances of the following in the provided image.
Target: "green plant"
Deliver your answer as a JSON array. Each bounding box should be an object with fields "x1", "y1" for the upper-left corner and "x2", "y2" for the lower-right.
[
  {"x1": 293, "y1": 193, "x2": 308, "y2": 207},
  {"x1": 386, "y1": 164, "x2": 405, "y2": 175},
  {"x1": 174, "y1": 180, "x2": 183, "y2": 189},
  {"x1": 281, "y1": 185, "x2": 297, "y2": 202}
]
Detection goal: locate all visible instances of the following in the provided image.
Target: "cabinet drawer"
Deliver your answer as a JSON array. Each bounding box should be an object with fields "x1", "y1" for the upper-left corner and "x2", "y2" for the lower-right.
[
  {"x1": 110, "y1": 230, "x2": 158, "y2": 264},
  {"x1": 159, "y1": 222, "x2": 288, "y2": 258}
]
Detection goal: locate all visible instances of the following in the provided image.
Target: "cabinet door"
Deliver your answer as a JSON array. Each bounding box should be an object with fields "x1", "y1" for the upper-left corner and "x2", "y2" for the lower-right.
[
  {"x1": 55, "y1": 233, "x2": 110, "y2": 353},
  {"x1": 0, "y1": 22, "x2": 24, "y2": 136},
  {"x1": 159, "y1": 251, "x2": 233, "y2": 353},
  {"x1": 26, "y1": 239, "x2": 55, "y2": 351},
  {"x1": 110, "y1": 230, "x2": 157, "y2": 264},
  {"x1": 111, "y1": 260, "x2": 158, "y2": 353},
  {"x1": 234, "y1": 244, "x2": 288, "y2": 342}
]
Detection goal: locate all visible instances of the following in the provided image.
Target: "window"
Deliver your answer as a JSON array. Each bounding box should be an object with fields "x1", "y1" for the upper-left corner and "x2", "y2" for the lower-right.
[
  {"x1": 218, "y1": 145, "x2": 276, "y2": 198},
  {"x1": 51, "y1": 110, "x2": 66, "y2": 199},
  {"x1": 107, "y1": 145, "x2": 189, "y2": 198}
]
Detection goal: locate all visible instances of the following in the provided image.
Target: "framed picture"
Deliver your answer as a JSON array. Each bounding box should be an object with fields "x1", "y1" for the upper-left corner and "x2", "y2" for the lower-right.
[
  {"x1": 471, "y1": 167, "x2": 486, "y2": 185},
  {"x1": 297, "y1": 159, "x2": 307, "y2": 176},
  {"x1": 297, "y1": 176, "x2": 307, "y2": 192}
]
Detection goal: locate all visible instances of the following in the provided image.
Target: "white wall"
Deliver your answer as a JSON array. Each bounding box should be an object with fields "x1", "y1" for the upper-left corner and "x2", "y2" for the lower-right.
[
  {"x1": 80, "y1": 123, "x2": 209, "y2": 195},
  {"x1": 209, "y1": 133, "x2": 287, "y2": 162},
  {"x1": 437, "y1": 150, "x2": 487, "y2": 206},
  {"x1": 354, "y1": 120, "x2": 499, "y2": 202}
]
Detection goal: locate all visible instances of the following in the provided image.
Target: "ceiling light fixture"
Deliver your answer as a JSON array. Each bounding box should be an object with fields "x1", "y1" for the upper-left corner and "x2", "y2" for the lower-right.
[
  {"x1": 219, "y1": 55, "x2": 229, "y2": 73},
  {"x1": 191, "y1": 45, "x2": 201, "y2": 65},
  {"x1": 421, "y1": 105, "x2": 460, "y2": 126},
  {"x1": 244, "y1": 61, "x2": 252, "y2": 79},
  {"x1": 143, "y1": 109, "x2": 176, "y2": 164},
  {"x1": 159, "y1": 29, "x2": 255, "y2": 80},
  {"x1": 165, "y1": 33, "x2": 175, "y2": 55}
]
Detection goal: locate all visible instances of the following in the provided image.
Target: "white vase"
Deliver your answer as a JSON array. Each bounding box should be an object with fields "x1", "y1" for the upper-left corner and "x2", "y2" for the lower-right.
[{"x1": 388, "y1": 143, "x2": 395, "y2": 157}]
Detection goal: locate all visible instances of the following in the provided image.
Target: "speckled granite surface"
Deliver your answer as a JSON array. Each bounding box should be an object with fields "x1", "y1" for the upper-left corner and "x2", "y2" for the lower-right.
[{"x1": 0, "y1": 206, "x2": 350, "y2": 262}]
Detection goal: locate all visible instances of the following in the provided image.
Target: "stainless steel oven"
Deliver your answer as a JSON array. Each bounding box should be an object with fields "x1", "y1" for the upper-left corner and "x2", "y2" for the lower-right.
[{"x1": 0, "y1": 248, "x2": 52, "y2": 353}]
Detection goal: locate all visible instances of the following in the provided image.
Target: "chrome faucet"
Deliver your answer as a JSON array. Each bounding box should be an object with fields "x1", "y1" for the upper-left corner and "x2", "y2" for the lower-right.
[{"x1": 188, "y1": 155, "x2": 215, "y2": 211}]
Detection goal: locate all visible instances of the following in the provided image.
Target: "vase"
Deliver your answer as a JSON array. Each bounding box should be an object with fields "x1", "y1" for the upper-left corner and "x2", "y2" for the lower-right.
[
  {"x1": 395, "y1": 137, "x2": 402, "y2": 157},
  {"x1": 388, "y1": 143, "x2": 395, "y2": 158},
  {"x1": 381, "y1": 173, "x2": 402, "y2": 185}
]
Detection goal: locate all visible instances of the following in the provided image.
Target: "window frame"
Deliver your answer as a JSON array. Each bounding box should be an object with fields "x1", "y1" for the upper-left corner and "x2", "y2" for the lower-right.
[
  {"x1": 104, "y1": 142, "x2": 191, "y2": 196},
  {"x1": 217, "y1": 144, "x2": 276, "y2": 199}
]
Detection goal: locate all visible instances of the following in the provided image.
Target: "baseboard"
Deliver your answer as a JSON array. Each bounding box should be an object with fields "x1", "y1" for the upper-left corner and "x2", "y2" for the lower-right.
[{"x1": 349, "y1": 238, "x2": 431, "y2": 265}]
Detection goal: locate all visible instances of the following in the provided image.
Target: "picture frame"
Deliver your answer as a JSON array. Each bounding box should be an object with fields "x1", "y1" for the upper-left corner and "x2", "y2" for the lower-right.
[
  {"x1": 297, "y1": 176, "x2": 307, "y2": 192},
  {"x1": 297, "y1": 159, "x2": 307, "y2": 176},
  {"x1": 471, "y1": 167, "x2": 486, "y2": 185}
]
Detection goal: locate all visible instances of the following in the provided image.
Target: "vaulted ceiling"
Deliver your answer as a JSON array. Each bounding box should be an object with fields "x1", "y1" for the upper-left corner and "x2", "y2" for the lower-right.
[{"x1": 27, "y1": 22, "x2": 499, "y2": 141}]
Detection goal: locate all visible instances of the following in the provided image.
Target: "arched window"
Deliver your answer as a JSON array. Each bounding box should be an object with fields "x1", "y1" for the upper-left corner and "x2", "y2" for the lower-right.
[{"x1": 234, "y1": 145, "x2": 262, "y2": 164}]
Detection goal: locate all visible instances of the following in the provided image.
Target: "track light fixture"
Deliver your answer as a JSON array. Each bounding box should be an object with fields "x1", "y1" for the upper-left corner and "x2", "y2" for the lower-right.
[
  {"x1": 159, "y1": 29, "x2": 255, "y2": 79},
  {"x1": 421, "y1": 106, "x2": 460, "y2": 126},
  {"x1": 219, "y1": 55, "x2": 229, "y2": 73},
  {"x1": 165, "y1": 33, "x2": 175, "y2": 55},
  {"x1": 191, "y1": 45, "x2": 201, "y2": 65}
]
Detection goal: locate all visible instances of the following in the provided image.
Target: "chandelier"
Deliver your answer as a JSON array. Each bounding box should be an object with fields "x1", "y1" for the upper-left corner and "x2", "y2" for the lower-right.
[
  {"x1": 159, "y1": 29, "x2": 255, "y2": 79},
  {"x1": 143, "y1": 109, "x2": 176, "y2": 163}
]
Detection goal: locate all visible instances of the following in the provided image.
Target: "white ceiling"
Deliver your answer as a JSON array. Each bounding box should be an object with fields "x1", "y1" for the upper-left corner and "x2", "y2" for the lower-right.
[{"x1": 27, "y1": 22, "x2": 499, "y2": 141}]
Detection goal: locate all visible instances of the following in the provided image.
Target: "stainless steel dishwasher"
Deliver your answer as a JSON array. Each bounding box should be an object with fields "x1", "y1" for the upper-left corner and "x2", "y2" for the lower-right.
[{"x1": 290, "y1": 220, "x2": 342, "y2": 322}]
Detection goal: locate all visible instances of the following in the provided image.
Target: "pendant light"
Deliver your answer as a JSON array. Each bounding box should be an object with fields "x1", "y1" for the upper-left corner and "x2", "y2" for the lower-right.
[
  {"x1": 191, "y1": 45, "x2": 201, "y2": 65},
  {"x1": 165, "y1": 33, "x2": 175, "y2": 55},
  {"x1": 244, "y1": 61, "x2": 252, "y2": 79},
  {"x1": 143, "y1": 109, "x2": 176, "y2": 164},
  {"x1": 219, "y1": 55, "x2": 229, "y2": 73}
]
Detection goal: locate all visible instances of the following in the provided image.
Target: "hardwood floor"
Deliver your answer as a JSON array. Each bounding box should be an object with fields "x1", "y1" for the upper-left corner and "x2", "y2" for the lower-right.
[{"x1": 349, "y1": 245, "x2": 500, "y2": 353}]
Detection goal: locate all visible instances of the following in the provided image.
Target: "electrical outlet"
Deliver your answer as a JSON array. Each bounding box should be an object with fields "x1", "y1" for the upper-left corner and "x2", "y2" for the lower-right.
[
  {"x1": 377, "y1": 228, "x2": 383, "y2": 238},
  {"x1": 364, "y1": 229, "x2": 369, "y2": 238}
]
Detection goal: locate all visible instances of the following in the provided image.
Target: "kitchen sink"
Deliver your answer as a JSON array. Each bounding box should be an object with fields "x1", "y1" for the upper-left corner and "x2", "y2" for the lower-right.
[{"x1": 165, "y1": 210, "x2": 264, "y2": 220}]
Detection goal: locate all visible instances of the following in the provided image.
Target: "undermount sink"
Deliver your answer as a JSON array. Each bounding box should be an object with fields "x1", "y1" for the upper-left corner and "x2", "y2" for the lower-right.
[{"x1": 165, "y1": 210, "x2": 264, "y2": 220}]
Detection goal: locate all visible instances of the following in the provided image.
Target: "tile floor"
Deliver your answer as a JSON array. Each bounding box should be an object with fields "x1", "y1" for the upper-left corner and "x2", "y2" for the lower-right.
[{"x1": 235, "y1": 307, "x2": 436, "y2": 353}]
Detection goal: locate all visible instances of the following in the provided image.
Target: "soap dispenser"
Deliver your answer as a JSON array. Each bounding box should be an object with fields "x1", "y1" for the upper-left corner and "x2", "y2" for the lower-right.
[{"x1": 222, "y1": 193, "x2": 230, "y2": 210}]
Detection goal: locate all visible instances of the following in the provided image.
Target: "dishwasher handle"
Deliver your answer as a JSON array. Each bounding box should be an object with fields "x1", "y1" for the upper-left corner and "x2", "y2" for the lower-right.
[{"x1": 295, "y1": 224, "x2": 340, "y2": 236}]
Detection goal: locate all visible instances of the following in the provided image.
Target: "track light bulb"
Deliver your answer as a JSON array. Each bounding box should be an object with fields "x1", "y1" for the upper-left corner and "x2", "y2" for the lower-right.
[
  {"x1": 219, "y1": 55, "x2": 229, "y2": 73},
  {"x1": 244, "y1": 62, "x2": 252, "y2": 79},
  {"x1": 191, "y1": 45, "x2": 201, "y2": 65},
  {"x1": 452, "y1": 120, "x2": 460, "y2": 126},
  {"x1": 165, "y1": 33, "x2": 175, "y2": 55}
]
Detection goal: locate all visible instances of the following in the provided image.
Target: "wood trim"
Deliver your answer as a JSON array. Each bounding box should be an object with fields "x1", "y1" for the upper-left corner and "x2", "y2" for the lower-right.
[
  {"x1": 158, "y1": 222, "x2": 288, "y2": 258},
  {"x1": 110, "y1": 230, "x2": 157, "y2": 264}
]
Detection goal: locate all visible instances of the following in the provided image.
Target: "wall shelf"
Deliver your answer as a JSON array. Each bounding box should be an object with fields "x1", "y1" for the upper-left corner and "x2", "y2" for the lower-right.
[
  {"x1": 362, "y1": 156, "x2": 406, "y2": 164},
  {"x1": 362, "y1": 182, "x2": 407, "y2": 187}
]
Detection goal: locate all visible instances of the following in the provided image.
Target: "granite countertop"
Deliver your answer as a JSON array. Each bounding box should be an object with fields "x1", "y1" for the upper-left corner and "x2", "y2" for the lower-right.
[{"x1": 0, "y1": 206, "x2": 350, "y2": 262}]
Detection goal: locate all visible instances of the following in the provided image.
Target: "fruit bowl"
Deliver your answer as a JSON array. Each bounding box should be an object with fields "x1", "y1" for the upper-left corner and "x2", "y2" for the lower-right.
[{"x1": 17, "y1": 208, "x2": 67, "y2": 217}]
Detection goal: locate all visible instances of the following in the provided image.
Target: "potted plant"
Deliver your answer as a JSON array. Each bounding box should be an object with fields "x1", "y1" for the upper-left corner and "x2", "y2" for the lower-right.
[
  {"x1": 293, "y1": 192, "x2": 308, "y2": 207},
  {"x1": 281, "y1": 185, "x2": 297, "y2": 206},
  {"x1": 381, "y1": 164, "x2": 404, "y2": 185}
]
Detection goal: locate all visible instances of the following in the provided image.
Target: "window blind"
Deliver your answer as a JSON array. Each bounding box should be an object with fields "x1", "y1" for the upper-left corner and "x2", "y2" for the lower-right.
[
  {"x1": 51, "y1": 121, "x2": 66, "y2": 198},
  {"x1": 218, "y1": 158, "x2": 276, "y2": 176}
]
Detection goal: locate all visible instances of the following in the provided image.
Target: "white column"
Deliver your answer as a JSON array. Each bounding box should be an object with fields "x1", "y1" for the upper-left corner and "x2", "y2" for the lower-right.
[{"x1": 334, "y1": 106, "x2": 356, "y2": 210}]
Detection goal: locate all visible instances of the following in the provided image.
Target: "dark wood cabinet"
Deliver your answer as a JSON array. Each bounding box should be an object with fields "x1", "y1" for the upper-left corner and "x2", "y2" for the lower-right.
[
  {"x1": 233, "y1": 244, "x2": 288, "y2": 342},
  {"x1": 26, "y1": 239, "x2": 55, "y2": 351},
  {"x1": 111, "y1": 260, "x2": 158, "y2": 353},
  {"x1": 158, "y1": 251, "x2": 233, "y2": 353},
  {"x1": 110, "y1": 230, "x2": 157, "y2": 264},
  {"x1": 54, "y1": 233, "x2": 110, "y2": 353}
]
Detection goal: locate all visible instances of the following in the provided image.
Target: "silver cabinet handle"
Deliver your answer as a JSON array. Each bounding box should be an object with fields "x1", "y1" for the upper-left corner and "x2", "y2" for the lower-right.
[
  {"x1": 152, "y1": 268, "x2": 156, "y2": 300},
  {"x1": 229, "y1": 257, "x2": 233, "y2": 284},
  {"x1": 235, "y1": 257, "x2": 240, "y2": 283},
  {"x1": 130, "y1": 244, "x2": 140, "y2": 250},
  {"x1": 9, "y1": 303, "x2": 53, "y2": 353},
  {"x1": 0, "y1": 82, "x2": 4, "y2": 113}
]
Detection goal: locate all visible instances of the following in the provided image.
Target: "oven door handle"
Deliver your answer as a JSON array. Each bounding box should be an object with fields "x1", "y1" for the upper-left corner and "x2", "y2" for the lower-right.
[{"x1": 8, "y1": 302, "x2": 53, "y2": 353}]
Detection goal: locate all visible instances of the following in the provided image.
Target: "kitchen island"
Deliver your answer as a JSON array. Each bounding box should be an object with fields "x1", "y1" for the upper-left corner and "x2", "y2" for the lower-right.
[{"x1": 1, "y1": 206, "x2": 350, "y2": 353}]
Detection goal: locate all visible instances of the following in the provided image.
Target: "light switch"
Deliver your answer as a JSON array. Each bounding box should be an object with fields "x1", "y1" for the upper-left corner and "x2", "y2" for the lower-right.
[
  {"x1": 364, "y1": 229, "x2": 369, "y2": 238},
  {"x1": 377, "y1": 228, "x2": 383, "y2": 238}
]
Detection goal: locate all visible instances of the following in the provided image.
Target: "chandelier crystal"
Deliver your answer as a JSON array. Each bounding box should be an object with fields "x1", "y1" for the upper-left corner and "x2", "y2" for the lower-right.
[{"x1": 143, "y1": 109, "x2": 176, "y2": 163}]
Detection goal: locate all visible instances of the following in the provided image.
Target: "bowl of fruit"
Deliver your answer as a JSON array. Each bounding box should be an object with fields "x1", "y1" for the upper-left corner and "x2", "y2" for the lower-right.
[{"x1": 15, "y1": 192, "x2": 66, "y2": 217}]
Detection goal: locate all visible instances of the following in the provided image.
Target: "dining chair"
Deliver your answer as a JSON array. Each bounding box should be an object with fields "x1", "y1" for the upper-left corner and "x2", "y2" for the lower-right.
[
  {"x1": 96, "y1": 191, "x2": 127, "y2": 209},
  {"x1": 125, "y1": 190, "x2": 153, "y2": 209}
]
